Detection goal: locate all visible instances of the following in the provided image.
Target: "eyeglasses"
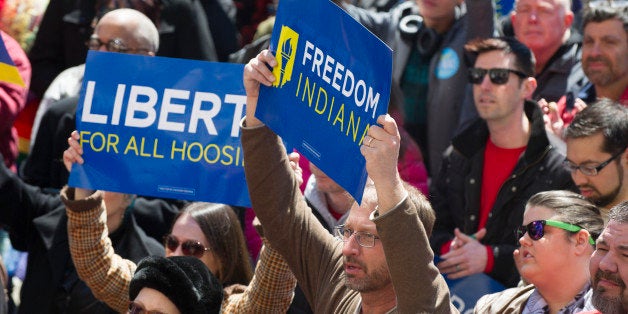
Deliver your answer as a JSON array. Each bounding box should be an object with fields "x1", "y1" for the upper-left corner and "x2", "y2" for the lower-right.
[
  {"x1": 563, "y1": 149, "x2": 625, "y2": 176},
  {"x1": 87, "y1": 36, "x2": 151, "y2": 54},
  {"x1": 128, "y1": 301, "x2": 167, "y2": 314},
  {"x1": 163, "y1": 234, "x2": 209, "y2": 258},
  {"x1": 334, "y1": 224, "x2": 380, "y2": 248},
  {"x1": 468, "y1": 67, "x2": 528, "y2": 85},
  {"x1": 515, "y1": 220, "x2": 595, "y2": 245}
]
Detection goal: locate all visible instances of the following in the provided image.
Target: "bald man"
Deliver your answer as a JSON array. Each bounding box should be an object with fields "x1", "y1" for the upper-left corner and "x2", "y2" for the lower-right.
[{"x1": 23, "y1": 8, "x2": 159, "y2": 192}]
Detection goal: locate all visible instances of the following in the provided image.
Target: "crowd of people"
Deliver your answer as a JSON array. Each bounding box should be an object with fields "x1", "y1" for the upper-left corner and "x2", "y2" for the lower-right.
[{"x1": 0, "y1": 0, "x2": 626, "y2": 313}]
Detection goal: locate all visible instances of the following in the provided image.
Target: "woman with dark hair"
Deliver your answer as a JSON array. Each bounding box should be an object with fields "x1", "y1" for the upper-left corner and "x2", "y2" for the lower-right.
[
  {"x1": 62, "y1": 131, "x2": 296, "y2": 313},
  {"x1": 167, "y1": 202, "x2": 253, "y2": 287},
  {"x1": 475, "y1": 190, "x2": 604, "y2": 313}
]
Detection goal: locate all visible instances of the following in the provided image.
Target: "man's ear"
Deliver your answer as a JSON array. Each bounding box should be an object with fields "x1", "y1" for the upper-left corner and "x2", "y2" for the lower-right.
[
  {"x1": 563, "y1": 11, "x2": 574, "y2": 29},
  {"x1": 620, "y1": 147, "x2": 628, "y2": 168},
  {"x1": 523, "y1": 77, "x2": 537, "y2": 99}
]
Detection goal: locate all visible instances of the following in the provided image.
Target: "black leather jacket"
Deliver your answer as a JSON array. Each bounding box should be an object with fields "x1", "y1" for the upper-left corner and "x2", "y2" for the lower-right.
[{"x1": 429, "y1": 100, "x2": 577, "y2": 287}]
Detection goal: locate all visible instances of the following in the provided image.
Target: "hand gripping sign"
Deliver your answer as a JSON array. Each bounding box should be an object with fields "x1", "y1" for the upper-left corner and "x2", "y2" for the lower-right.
[{"x1": 255, "y1": 0, "x2": 393, "y2": 203}]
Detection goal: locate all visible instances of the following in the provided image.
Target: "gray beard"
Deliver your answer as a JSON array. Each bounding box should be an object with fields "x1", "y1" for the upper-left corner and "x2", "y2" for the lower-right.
[{"x1": 592, "y1": 288, "x2": 625, "y2": 314}]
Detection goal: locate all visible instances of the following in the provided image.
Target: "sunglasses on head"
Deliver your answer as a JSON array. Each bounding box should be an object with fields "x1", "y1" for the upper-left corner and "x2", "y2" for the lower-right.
[
  {"x1": 515, "y1": 220, "x2": 595, "y2": 245},
  {"x1": 468, "y1": 67, "x2": 528, "y2": 85},
  {"x1": 128, "y1": 301, "x2": 166, "y2": 314},
  {"x1": 163, "y1": 234, "x2": 209, "y2": 258}
]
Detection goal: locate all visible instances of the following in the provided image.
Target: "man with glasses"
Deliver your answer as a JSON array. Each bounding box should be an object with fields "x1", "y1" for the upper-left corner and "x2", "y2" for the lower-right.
[
  {"x1": 430, "y1": 37, "x2": 575, "y2": 288},
  {"x1": 20, "y1": 8, "x2": 183, "y2": 243},
  {"x1": 564, "y1": 98, "x2": 628, "y2": 223},
  {"x1": 241, "y1": 49, "x2": 456, "y2": 313},
  {"x1": 30, "y1": 7, "x2": 159, "y2": 148},
  {"x1": 23, "y1": 8, "x2": 158, "y2": 193}
]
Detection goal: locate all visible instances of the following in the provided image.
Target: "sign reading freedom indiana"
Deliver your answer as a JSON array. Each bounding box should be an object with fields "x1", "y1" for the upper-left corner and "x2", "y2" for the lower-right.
[
  {"x1": 256, "y1": 0, "x2": 392, "y2": 203},
  {"x1": 69, "y1": 51, "x2": 251, "y2": 207}
]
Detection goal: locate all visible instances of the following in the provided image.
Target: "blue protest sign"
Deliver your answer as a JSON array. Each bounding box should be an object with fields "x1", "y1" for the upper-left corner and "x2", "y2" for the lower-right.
[
  {"x1": 435, "y1": 256, "x2": 506, "y2": 313},
  {"x1": 255, "y1": 0, "x2": 392, "y2": 204},
  {"x1": 446, "y1": 273, "x2": 506, "y2": 313},
  {"x1": 69, "y1": 51, "x2": 250, "y2": 207}
]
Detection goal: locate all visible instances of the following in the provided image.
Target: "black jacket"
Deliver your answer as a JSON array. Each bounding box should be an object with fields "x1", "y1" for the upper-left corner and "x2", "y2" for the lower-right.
[
  {"x1": 21, "y1": 95, "x2": 184, "y2": 243},
  {"x1": 0, "y1": 160, "x2": 163, "y2": 313},
  {"x1": 430, "y1": 100, "x2": 576, "y2": 287}
]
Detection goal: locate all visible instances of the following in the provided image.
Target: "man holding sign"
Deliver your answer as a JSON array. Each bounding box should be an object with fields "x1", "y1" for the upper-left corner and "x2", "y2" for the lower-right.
[{"x1": 241, "y1": 49, "x2": 455, "y2": 313}]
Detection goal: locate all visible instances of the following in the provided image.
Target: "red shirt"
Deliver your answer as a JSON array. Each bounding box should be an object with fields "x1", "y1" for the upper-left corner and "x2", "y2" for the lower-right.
[
  {"x1": 479, "y1": 139, "x2": 526, "y2": 229},
  {"x1": 620, "y1": 85, "x2": 628, "y2": 107}
]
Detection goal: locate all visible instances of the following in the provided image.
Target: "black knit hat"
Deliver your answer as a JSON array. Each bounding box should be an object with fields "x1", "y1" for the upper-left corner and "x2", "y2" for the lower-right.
[{"x1": 129, "y1": 256, "x2": 223, "y2": 314}]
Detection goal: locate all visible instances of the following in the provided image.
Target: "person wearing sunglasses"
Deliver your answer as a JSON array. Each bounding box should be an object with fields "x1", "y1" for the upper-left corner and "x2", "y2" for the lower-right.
[
  {"x1": 475, "y1": 190, "x2": 603, "y2": 313},
  {"x1": 128, "y1": 255, "x2": 223, "y2": 314},
  {"x1": 62, "y1": 130, "x2": 297, "y2": 313},
  {"x1": 336, "y1": 0, "x2": 495, "y2": 179},
  {"x1": 431, "y1": 36, "x2": 577, "y2": 288},
  {"x1": 564, "y1": 99, "x2": 628, "y2": 223}
]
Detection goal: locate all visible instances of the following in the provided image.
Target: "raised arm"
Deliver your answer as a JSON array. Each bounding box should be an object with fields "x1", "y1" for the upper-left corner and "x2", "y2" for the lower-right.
[
  {"x1": 223, "y1": 155, "x2": 302, "y2": 313},
  {"x1": 241, "y1": 50, "x2": 347, "y2": 313},
  {"x1": 362, "y1": 115, "x2": 456, "y2": 313},
  {"x1": 62, "y1": 131, "x2": 136, "y2": 313},
  {"x1": 360, "y1": 114, "x2": 407, "y2": 213},
  {"x1": 222, "y1": 241, "x2": 297, "y2": 312}
]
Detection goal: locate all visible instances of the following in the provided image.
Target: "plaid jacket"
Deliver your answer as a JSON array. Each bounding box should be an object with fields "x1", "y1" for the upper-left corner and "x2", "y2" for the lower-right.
[{"x1": 62, "y1": 187, "x2": 296, "y2": 313}]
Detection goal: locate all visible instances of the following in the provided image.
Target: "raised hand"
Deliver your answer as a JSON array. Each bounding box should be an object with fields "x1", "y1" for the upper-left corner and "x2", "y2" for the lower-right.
[
  {"x1": 63, "y1": 130, "x2": 84, "y2": 172},
  {"x1": 243, "y1": 50, "x2": 277, "y2": 127},
  {"x1": 360, "y1": 114, "x2": 406, "y2": 213}
]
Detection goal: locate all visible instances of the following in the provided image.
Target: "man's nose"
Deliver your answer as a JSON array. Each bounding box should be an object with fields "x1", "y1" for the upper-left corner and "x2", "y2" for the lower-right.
[
  {"x1": 598, "y1": 252, "x2": 619, "y2": 273},
  {"x1": 571, "y1": 168, "x2": 588, "y2": 185},
  {"x1": 341, "y1": 234, "x2": 361, "y2": 256}
]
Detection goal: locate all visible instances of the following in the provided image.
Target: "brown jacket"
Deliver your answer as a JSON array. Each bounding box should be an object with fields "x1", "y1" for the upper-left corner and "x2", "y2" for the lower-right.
[{"x1": 241, "y1": 123, "x2": 456, "y2": 313}]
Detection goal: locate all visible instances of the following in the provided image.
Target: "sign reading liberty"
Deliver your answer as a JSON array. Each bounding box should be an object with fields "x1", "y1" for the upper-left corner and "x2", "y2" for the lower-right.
[
  {"x1": 255, "y1": 0, "x2": 392, "y2": 203},
  {"x1": 70, "y1": 52, "x2": 251, "y2": 207}
]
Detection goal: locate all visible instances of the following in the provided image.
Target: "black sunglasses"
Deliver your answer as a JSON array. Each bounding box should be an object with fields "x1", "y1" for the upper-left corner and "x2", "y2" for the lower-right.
[
  {"x1": 515, "y1": 220, "x2": 595, "y2": 245},
  {"x1": 468, "y1": 67, "x2": 528, "y2": 85},
  {"x1": 163, "y1": 234, "x2": 209, "y2": 258}
]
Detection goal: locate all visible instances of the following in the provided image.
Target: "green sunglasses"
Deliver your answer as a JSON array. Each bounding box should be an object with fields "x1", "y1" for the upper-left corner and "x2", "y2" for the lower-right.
[{"x1": 516, "y1": 220, "x2": 595, "y2": 245}]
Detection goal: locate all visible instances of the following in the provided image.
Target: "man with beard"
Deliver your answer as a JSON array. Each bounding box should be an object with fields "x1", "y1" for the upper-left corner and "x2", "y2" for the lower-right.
[
  {"x1": 579, "y1": 5, "x2": 628, "y2": 107},
  {"x1": 564, "y1": 99, "x2": 628, "y2": 223},
  {"x1": 241, "y1": 50, "x2": 456, "y2": 313},
  {"x1": 538, "y1": 5, "x2": 627, "y2": 139},
  {"x1": 580, "y1": 201, "x2": 628, "y2": 314}
]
